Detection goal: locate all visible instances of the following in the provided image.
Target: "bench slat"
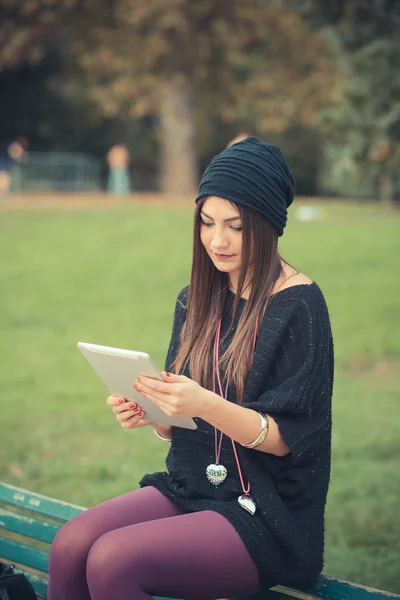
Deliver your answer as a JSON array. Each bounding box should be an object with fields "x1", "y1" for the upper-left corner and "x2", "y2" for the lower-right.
[
  {"x1": 14, "y1": 565, "x2": 177, "y2": 600},
  {"x1": 0, "y1": 537, "x2": 48, "y2": 572},
  {"x1": 0, "y1": 483, "x2": 85, "y2": 522},
  {"x1": 0, "y1": 507, "x2": 59, "y2": 543},
  {"x1": 238, "y1": 578, "x2": 400, "y2": 600},
  {"x1": 293, "y1": 575, "x2": 400, "y2": 600},
  {"x1": 2, "y1": 483, "x2": 399, "y2": 600}
]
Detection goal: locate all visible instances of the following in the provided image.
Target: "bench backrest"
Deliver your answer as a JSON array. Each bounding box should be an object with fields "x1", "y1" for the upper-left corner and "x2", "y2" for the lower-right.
[
  {"x1": 1, "y1": 482, "x2": 399, "y2": 600},
  {"x1": 0, "y1": 482, "x2": 84, "y2": 598}
]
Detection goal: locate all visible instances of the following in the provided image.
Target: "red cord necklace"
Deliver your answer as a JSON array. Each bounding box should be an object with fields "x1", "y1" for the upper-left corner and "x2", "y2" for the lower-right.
[{"x1": 205, "y1": 318, "x2": 258, "y2": 515}]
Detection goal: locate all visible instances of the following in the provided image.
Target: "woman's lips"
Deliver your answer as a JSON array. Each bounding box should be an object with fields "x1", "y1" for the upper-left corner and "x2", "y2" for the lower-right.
[{"x1": 214, "y1": 253, "x2": 235, "y2": 260}]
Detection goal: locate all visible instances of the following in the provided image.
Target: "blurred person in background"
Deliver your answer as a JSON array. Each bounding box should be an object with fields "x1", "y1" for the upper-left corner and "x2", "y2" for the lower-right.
[
  {"x1": 106, "y1": 143, "x2": 131, "y2": 195},
  {"x1": 226, "y1": 131, "x2": 251, "y2": 148},
  {"x1": 0, "y1": 136, "x2": 28, "y2": 196},
  {"x1": 48, "y1": 138, "x2": 334, "y2": 600}
]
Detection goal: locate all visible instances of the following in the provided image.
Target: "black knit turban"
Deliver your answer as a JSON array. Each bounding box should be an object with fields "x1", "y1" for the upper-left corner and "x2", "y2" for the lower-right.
[{"x1": 195, "y1": 137, "x2": 295, "y2": 236}]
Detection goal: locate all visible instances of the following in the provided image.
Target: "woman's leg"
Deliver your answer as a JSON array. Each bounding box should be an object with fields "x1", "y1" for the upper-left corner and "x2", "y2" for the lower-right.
[
  {"x1": 48, "y1": 486, "x2": 186, "y2": 600},
  {"x1": 86, "y1": 509, "x2": 260, "y2": 600}
]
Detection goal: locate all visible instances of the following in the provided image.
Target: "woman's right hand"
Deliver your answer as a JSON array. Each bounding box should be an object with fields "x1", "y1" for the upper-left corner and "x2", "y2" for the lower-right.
[{"x1": 107, "y1": 395, "x2": 152, "y2": 430}]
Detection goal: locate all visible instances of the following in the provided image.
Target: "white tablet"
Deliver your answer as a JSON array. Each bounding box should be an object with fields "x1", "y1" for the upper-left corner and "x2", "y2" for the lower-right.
[{"x1": 77, "y1": 342, "x2": 197, "y2": 430}]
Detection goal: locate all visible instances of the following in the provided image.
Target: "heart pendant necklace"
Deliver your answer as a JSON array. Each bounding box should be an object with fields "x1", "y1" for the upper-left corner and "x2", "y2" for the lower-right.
[
  {"x1": 238, "y1": 493, "x2": 257, "y2": 515},
  {"x1": 206, "y1": 318, "x2": 258, "y2": 515},
  {"x1": 206, "y1": 463, "x2": 227, "y2": 486},
  {"x1": 206, "y1": 375, "x2": 228, "y2": 486}
]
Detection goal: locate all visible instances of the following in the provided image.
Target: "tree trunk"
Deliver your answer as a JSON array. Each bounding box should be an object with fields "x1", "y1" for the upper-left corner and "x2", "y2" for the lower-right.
[{"x1": 159, "y1": 80, "x2": 198, "y2": 195}]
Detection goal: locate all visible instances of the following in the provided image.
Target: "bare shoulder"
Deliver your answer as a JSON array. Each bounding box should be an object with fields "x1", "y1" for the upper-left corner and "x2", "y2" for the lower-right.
[
  {"x1": 274, "y1": 266, "x2": 313, "y2": 294},
  {"x1": 285, "y1": 271, "x2": 313, "y2": 288}
]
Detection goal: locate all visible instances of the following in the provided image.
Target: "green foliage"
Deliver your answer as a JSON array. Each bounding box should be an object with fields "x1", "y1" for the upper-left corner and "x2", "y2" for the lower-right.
[
  {"x1": 295, "y1": 0, "x2": 400, "y2": 201},
  {"x1": 74, "y1": 1, "x2": 339, "y2": 130},
  {"x1": 0, "y1": 200, "x2": 399, "y2": 591},
  {"x1": 76, "y1": 1, "x2": 340, "y2": 192},
  {"x1": 318, "y1": 143, "x2": 378, "y2": 198},
  {"x1": 1, "y1": 1, "x2": 400, "y2": 196},
  {"x1": 0, "y1": 1, "x2": 339, "y2": 139},
  {"x1": 0, "y1": 0, "x2": 77, "y2": 68}
]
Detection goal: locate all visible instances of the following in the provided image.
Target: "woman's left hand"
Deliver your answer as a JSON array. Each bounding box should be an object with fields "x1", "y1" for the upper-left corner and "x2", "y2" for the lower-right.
[{"x1": 134, "y1": 372, "x2": 211, "y2": 419}]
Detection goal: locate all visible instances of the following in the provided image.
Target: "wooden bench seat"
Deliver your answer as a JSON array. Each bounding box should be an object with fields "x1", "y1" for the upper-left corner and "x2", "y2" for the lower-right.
[{"x1": 1, "y1": 482, "x2": 399, "y2": 600}]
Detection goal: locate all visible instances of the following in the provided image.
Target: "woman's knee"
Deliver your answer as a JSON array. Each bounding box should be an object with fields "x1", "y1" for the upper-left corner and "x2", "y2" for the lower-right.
[
  {"x1": 86, "y1": 530, "x2": 135, "y2": 589},
  {"x1": 49, "y1": 514, "x2": 93, "y2": 568}
]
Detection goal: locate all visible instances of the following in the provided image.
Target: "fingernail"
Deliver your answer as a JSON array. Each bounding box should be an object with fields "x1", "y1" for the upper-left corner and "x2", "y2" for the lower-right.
[
  {"x1": 133, "y1": 384, "x2": 138, "y2": 390},
  {"x1": 119, "y1": 398, "x2": 125, "y2": 404},
  {"x1": 137, "y1": 376, "x2": 141, "y2": 382},
  {"x1": 129, "y1": 403, "x2": 136, "y2": 409},
  {"x1": 165, "y1": 372, "x2": 171, "y2": 377}
]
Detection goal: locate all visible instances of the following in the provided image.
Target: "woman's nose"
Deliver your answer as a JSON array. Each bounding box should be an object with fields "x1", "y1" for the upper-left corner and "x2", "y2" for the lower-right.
[{"x1": 211, "y1": 231, "x2": 229, "y2": 248}]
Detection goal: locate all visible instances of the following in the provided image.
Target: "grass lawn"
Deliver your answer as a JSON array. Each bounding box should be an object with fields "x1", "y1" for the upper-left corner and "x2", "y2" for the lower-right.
[{"x1": 0, "y1": 198, "x2": 399, "y2": 592}]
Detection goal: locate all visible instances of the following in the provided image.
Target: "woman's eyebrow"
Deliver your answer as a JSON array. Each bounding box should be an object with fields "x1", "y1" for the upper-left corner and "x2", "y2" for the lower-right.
[{"x1": 201, "y1": 211, "x2": 241, "y2": 223}]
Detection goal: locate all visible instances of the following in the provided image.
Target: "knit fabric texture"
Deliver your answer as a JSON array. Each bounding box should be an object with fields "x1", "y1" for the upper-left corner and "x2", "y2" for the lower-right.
[
  {"x1": 195, "y1": 137, "x2": 296, "y2": 236},
  {"x1": 140, "y1": 283, "x2": 334, "y2": 589}
]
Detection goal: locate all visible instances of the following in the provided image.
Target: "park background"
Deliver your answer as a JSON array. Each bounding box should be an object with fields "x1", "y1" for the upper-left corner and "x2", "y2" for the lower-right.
[{"x1": 1, "y1": 0, "x2": 400, "y2": 595}]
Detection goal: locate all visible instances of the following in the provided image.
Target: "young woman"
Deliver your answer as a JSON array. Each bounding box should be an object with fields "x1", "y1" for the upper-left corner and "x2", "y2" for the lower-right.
[{"x1": 48, "y1": 137, "x2": 334, "y2": 600}]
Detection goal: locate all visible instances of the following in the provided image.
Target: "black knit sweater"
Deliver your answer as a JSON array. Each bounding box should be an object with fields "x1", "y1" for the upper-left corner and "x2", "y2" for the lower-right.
[{"x1": 140, "y1": 283, "x2": 334, "y2": 589}]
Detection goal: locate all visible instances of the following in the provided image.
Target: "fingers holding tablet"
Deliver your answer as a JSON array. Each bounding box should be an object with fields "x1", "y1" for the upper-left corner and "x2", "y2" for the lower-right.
[
  {"x1": 78, "y1": 342, "x2": 197, "y2": 430},
  {"x1": 107, "y1": 395, "x2": 150, "y2": 430},
  {"x1": 107, "y1": 395, "x2": 126, "y2": 407}
]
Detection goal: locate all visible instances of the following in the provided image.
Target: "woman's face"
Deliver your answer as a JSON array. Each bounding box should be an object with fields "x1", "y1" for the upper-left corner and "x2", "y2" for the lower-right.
[{"x1": 199, "y1": 196, "x2": 243, "y2": 277}]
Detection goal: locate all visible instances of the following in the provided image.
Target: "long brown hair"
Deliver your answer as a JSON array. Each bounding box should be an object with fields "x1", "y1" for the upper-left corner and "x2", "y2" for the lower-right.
[{"x1": 173, "y1": 199, "x2": 284, "y2": 403}]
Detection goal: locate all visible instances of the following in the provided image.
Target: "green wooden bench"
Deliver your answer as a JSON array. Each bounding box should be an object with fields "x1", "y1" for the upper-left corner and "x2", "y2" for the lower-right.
[{"x1": 0, "y1": 482, "x2": 399, "y2": 600}]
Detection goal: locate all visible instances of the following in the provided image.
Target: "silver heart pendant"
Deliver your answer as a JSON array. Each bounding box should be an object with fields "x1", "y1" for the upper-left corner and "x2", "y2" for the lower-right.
[
  {"x1": 238, "y1": 494, "x2": 257, "y2": 515},
  {"x1": 206, "y1": 463, "x2": 227, "y2": 486}
]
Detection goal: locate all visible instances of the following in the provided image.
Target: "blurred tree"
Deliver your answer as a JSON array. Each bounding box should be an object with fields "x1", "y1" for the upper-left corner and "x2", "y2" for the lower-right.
[
  {"x1": 0, "y1": 0, "x2": 160, "y2": 190},
  {"x1": 287, "y1": 0, "x2": 400, "y2": 203},
  {"x1": 74, "y1": 0, "x2": 340, "y2": 194},
  {"x1": 0, "y1": 0, "x2": 76, "y2": 68},
  {"x1": 0, "y1": 0, "x2": 340, "y2": 194}
]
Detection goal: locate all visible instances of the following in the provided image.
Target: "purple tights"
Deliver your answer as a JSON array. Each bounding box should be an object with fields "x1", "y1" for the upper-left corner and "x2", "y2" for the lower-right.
[{"x1": 48, "y1": 486, "x2": 260, "y2": 600}]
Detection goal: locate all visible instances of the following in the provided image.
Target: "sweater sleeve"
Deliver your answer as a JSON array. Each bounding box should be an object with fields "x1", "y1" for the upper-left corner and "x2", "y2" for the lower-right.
[
  {"x1": 164, "y1": 286, "x2": 189, "y2": 372},
  {"x1": 242, "y1": 294, "x2": 334, "y2": 459}
]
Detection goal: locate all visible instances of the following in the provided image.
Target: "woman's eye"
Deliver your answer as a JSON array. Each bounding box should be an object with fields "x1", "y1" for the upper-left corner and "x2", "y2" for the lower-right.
[{"x1": 200, "y1": 219, "x2": 242, "y2": 232}]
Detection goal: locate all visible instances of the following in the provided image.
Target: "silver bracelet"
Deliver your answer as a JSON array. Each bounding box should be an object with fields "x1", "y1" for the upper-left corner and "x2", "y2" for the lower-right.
[
  {"x1": 240, "y1": 412, "x2": 269, "y2": 449},
  {"x1": 153, "y1": 428, "x2": 172, "y2": 443}
]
